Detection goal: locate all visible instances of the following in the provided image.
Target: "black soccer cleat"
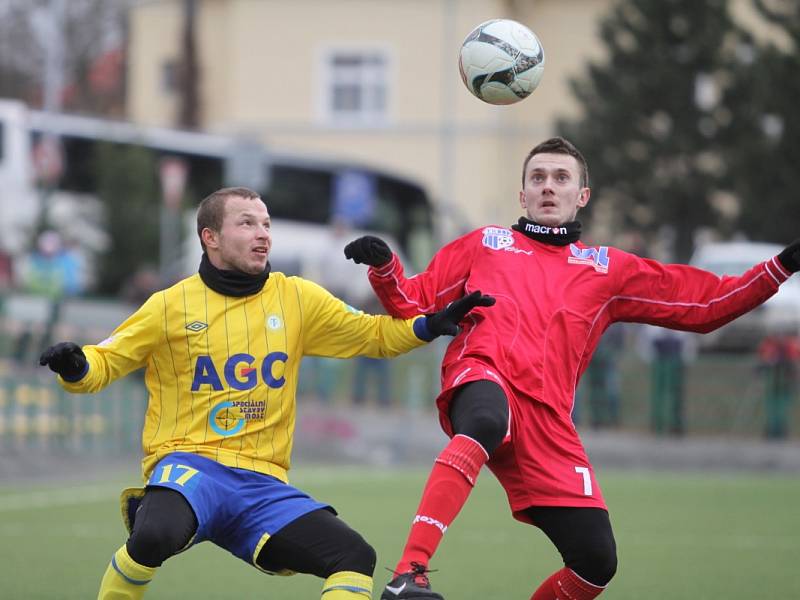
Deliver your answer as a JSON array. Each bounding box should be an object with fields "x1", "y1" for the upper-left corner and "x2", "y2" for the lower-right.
[{"x1": 380, "y1": 562, "x2": 444, "y2": 600}]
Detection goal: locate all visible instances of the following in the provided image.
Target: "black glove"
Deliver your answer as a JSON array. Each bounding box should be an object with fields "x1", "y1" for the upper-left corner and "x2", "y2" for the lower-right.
[
  {"x1": 777, "y1": 239, "x2": 800, "y2": 273},
  {"x1": 39, "y1": 342, "x2": 88, "y2": 380},
  {"x1": 343, "y1": 236, "x2": 393, "y2": 267},
  {"x1": 422, "y1": 291, "x2": 496, "y2": 339}
]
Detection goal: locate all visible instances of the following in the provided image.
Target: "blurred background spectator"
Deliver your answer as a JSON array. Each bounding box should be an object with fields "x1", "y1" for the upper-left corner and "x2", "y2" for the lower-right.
[
  {"x1": 11, "y1": 230, "x2": 84, "y2": 358},
  {"x1": 0, "y1": 248, "x2": 13, "y2": 293},
  {"x1": 298, "y1": 218, "x2": 367, "y2": 405},
  {"x1": 18, "y1": 230, "x2": 83, "y2": 299},
  {"x1": 757, "y1": 328, "x2": 800, "y2": 440},
  {"x1": 120, "y1": 265, "x2": 161, "y2": 306},
  {"x1": 583, "y1": 323, "x2": 625, "y2": 429},
  {"x1": 638, "y1": 326, "x2": 698, "y2": 437},
  {"x1": 351, "y1": 292, "x2": 392, "y2": 409}
]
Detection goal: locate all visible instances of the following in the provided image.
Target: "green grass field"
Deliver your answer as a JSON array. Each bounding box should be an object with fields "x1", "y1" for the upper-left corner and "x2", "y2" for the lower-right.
[{"x1": 1, "y1": 467, "x2": 798, "y2": 599}]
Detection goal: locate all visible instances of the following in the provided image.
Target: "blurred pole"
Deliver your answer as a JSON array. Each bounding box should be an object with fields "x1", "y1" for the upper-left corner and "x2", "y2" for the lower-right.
[
  {"x1": 42, "y1": 0, "x2": 66, "y2": 116},
  {"x1": 438, "y1": 0, "x2": 457, "y2": 241},
  {"x1": 159, "y1": 157, "x2": 188, "y2": 285},
  {"x1": 178, "y1": 0, "x2": 200, "y2": 128},
  {"x1": 36, "y1": 0, "x2": 66, "y2": 230}
]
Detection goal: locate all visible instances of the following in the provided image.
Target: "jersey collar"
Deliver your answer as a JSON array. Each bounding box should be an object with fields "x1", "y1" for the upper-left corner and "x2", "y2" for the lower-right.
[
  {"x1": 198, "y1": 253, "x2": 270, "y2": 297},
  {"x1": 511, "y1": 217, "x2": 582, "y2": 246}
]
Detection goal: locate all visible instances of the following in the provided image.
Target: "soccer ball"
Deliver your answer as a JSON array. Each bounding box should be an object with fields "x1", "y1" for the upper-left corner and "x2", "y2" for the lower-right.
[{"x1": 458, "y1": 18, "x2": 545, "y2": 105}]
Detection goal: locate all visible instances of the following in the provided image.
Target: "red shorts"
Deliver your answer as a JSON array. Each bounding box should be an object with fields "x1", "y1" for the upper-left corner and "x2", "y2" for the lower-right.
[{"x1": 437, "y1": 359, "x2": 607, "y2": 523}]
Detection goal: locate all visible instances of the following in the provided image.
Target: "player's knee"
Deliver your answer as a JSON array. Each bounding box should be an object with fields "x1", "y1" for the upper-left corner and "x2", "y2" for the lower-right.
[
  {"x1": 324, "y1": 529, "x2": 376, "y2": 577},
  {"x1": 125, "y1": 487, "x2": 197, "y2": 568},
  {"x1": 569, "y1": 536, "x2": 618, "y2": 587},
  {"x1": 127, "y1": 520, "x2": 192, "y2": 568},
  {"x1": 458, "y1": 405, "x2": 507, "y2": 454},
  {"x1": 450, "y1": 381, "x2": 508, "y2": 453}
]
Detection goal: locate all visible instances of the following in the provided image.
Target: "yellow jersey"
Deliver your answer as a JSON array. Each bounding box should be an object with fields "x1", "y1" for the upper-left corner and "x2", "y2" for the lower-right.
[{"x1": 60, "y1": 272, "x2": 427, "y2": 483}]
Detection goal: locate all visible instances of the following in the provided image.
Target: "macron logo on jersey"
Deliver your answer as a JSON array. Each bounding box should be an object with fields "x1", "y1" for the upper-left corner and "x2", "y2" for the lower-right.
[
  {"x1": 524, "y1": 223, "x2": 567, "y2": 235},
  {"x1": 568, "y1": 243, "x2": 610, "y2": 273}
]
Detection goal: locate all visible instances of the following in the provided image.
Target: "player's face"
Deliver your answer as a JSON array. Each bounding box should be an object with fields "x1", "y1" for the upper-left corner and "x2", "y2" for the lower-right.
[
  {"x1": 519, "y1": 153, "x2": 590, "y2": 227},
  {"x1": 209, "y1": 195, "x2": 271, "y2": 274}
]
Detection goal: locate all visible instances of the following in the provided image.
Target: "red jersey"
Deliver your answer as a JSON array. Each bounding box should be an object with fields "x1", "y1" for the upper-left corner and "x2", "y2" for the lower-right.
[{"x1": 370, "y1": 225, "x2": 790, "y2": 416}]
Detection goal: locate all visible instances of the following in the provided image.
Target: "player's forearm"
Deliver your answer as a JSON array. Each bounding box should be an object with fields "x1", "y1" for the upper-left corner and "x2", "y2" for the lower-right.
[
  {"x1": 59, "y1": 354, "x2": 107, "y2": 393},
  {"x1": 616, "y1": 259, "x2": 786, "y2": 333},
  {"x1": 365, "y1": 315, "x2": 429, "y2": 358},
  {"x1": 680, "y1": 260, "x2": 786, "y2": 333},
  {"x1": 368, "y1": 255, "x2": 440, "y2": 317},
  {"x1": 59, "y1": 348, "x2": 132, "y2": 393}
]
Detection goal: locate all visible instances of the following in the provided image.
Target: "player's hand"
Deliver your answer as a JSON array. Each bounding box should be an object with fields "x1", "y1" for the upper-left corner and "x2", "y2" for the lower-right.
[
  {"x1": 39, "y1": 342, "x2": 88, "y2": 380},
  {"x1": 424, "y1": 291, "x2": 496, "y2": 337},
  {"x1": 777, "y1": 239, "x2": 800, "y2": 273},
  {"x1": 344, "y1": 236, "x2": 392, "y2": 267}
]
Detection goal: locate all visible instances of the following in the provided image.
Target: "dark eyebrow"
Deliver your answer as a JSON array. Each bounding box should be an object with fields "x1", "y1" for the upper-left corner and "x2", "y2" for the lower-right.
[{"x1": 530, "y1": 167, "x2": 571, "y2": 175}]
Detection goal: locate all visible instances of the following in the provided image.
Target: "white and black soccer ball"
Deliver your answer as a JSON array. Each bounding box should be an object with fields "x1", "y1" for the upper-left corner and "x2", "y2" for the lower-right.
[{"x1": 458, "y1": 18, "x2": 545, "y2": 105}]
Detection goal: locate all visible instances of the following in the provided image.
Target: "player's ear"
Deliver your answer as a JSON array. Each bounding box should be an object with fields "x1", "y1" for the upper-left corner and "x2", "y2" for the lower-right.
[
  {"x1": 519, "y1": 190, "x2": 527, "y2": 210},
  {"x1": 577, "y1": 187, "x2": 590, "y2": 209},
  {"x1": 201, "y1": 227, "x2": 220, "y2": 250}
]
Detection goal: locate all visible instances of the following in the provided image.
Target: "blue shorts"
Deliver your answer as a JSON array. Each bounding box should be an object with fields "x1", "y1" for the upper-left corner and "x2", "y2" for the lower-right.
[{"x1": 145, "y1": 452, "x2": 331, "y2": 568}]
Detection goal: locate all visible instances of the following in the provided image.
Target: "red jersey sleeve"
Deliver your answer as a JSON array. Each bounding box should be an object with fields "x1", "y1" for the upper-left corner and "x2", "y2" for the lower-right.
[
  {"x1": 607, "y1": 251, "x2": 792, "y2": 332},
  {"x1": 367, "y1": 232, "x2": 478, "y2": 318}
]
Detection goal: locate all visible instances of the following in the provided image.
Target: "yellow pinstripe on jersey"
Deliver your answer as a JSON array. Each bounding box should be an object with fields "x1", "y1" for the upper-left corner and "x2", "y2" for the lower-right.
[{"x1": 60, "y1": 272, "x2": 426, "y2": 483}]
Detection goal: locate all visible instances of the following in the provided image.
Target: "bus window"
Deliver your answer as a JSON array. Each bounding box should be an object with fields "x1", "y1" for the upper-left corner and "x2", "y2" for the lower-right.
[
  {"x1": 261, "y1": 164, "x2": 434, "y2": 269},
  {"x1": 49, "y1": 133, "x2": 225, "y2": 201},
  {"x1": 44, "y1": 133, "x2": 95, "y2": 192},
  {"x1": 373, "y1": 176, "x2": 434, "y2": 269},
  {"x1": 155, "y1": 151, "x2": 223, "y2": 200},
  {"x1": 16, "y1": 105, "x2": 435, "y2": 276},
  {"x1": 262, "y1": 162, "x2": 433, "y2": 268},
  {"x1": 261, "y1": 164, "x2": 333, "y2": 225}
]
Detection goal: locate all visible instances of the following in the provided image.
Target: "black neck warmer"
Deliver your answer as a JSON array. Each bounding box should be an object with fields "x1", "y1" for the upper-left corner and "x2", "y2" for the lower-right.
[
  {"x1": 198, "y1": 252, "x2": 270, "y2": 297},
  {"x1": 512, "y1": 217, "x2": 582, "y2": 246}
]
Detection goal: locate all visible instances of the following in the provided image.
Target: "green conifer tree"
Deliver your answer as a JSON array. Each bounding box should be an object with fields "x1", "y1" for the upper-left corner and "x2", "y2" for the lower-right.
[
  {"x1": 721, "y1": 0, "x2": 800, "y2": 245},
  {"x1": 94, "y1": 143, "x2": 160, "y2": 295},
  {"x1": 557, "y1": 0, "x2": 749, "y2": 260}
]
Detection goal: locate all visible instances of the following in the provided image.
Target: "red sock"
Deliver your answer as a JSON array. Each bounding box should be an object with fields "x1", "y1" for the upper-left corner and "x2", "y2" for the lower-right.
[
  {"x1": 394, "y1": 434, "x2": 488, "y2": 574},
  {"x1": 530, "y1": 568, "x2": 606, "y2": 600}
]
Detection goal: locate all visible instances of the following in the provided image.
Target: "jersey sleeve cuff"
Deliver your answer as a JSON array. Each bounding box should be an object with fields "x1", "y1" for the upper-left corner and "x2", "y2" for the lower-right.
[
  {"x1": 766, "y1": 256, "x2": 792, "y2": 285},
  {"x1": 369, "y1": 254, "x2": 397, "y2": 278},
  {"x1": 61, "y1": 361, "x2": 90, "y2": 383},
  {"x1": 412, "y1": 316, "x2": 436, "y2": 342}
]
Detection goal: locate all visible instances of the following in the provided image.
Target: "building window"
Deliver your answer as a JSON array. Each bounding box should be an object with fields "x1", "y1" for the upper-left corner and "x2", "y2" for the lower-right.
[
  {"x1": 161, "y1": 59, "x2": 180, "y2": 94},
  {"x1": 324, "y1": 50, "x2": 389, "y2": 126}
]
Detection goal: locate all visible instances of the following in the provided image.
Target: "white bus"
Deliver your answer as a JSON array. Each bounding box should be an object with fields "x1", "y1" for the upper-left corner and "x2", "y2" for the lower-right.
[{"x1": 0, "y1": 98, "x2": 435, "y2": 293}]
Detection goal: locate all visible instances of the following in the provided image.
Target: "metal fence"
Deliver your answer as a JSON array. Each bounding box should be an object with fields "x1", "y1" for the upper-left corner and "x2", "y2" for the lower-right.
[
  {"x1": 0, "y1": 366, "x2": 147, "y2": 457},
  {"x1": 1, "y1": 292, "x2": 797, "y2": 465},
  {"x1": 574, "y1": 351, "x2": 792, "y2": 437}
]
